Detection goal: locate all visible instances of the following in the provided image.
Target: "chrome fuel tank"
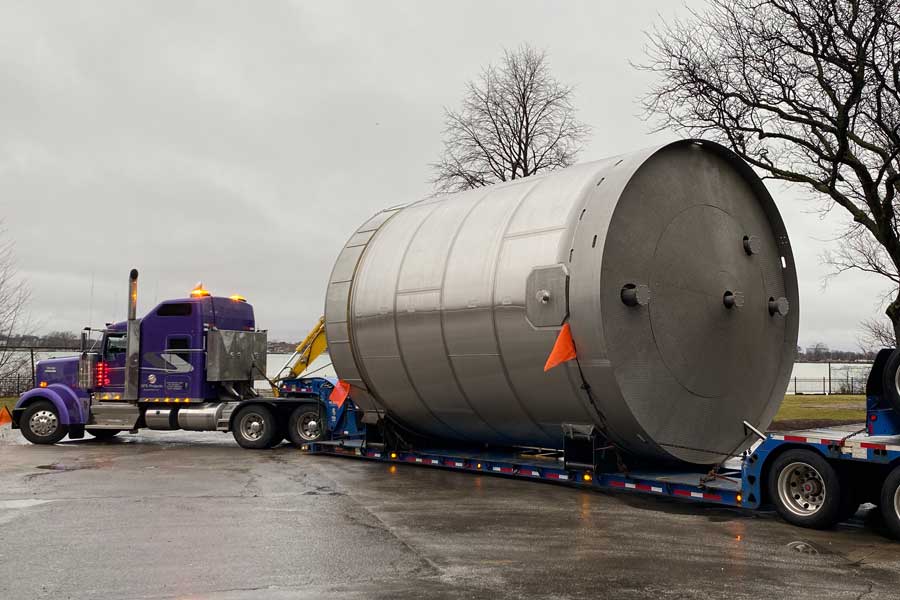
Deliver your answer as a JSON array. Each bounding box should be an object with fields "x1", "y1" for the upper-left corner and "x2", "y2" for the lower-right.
[{"x1": 325, "y1": 140, "x2": 798, "y2": 464}]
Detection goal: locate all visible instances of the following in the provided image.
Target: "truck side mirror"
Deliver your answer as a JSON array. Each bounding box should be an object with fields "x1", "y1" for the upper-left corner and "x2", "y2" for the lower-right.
[{"x1": 81, "y1": 329, "x2": 89, "y2": 353}]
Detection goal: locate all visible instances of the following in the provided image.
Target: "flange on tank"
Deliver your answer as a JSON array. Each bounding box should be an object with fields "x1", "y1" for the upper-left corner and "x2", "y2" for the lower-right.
[{"x1": 325, "y1": 139, "x2": 798, "y2": 465}]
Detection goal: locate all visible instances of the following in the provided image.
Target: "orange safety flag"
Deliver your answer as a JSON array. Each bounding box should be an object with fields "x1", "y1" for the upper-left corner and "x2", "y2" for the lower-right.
[
  {"x1": 0, "y1": 405, "x2": 12, "y2": 427},
  {"x1": 329, "y1": 380, "x2": 351, "y2": 407},
  {"x1": 543, "y1": 322, "x2": 577, "y2": 372}
]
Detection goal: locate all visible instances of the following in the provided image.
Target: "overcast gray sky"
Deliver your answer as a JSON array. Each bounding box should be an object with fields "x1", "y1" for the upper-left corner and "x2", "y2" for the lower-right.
[{"x1": 0, "y1": 0, "x2": 890, "y2": 350}]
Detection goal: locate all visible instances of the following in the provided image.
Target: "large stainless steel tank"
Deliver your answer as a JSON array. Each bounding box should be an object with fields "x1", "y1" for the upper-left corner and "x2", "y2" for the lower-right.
[{"x1": 325, "y1": 139, "x2": 798, "y2": 464}]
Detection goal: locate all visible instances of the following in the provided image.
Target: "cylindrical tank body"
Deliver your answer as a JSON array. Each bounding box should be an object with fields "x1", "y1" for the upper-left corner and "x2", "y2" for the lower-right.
[{"x1": 325, "y1": 140, "x2": 798, "y2": 465}]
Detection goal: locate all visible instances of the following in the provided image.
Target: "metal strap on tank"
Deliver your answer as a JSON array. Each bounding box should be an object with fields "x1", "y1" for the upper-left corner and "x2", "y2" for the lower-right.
[{"x1": 572, "y1": 355, "x2": 630, "y2": 476}]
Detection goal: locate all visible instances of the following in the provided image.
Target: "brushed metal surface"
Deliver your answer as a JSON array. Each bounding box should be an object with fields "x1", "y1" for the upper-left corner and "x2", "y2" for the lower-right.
[
  {"x1": 325, "y1": 139, "x2": 799, "y2": 464},
  {"x1": 205, "y1": 330, "x2": 268, "y2": 382}
]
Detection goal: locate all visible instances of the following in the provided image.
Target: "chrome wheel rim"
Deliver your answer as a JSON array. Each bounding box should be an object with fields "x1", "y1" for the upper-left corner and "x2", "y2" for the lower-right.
[
  {"x1": 239, "y1": 412, "x2": 266, "y2": 441},
  {"x1": 894, "y1": 482, "x2": 900, "y2": 523},
  {"x1": 297, "y1": 411, "x2": 320, "y2": 441},
  {"x1": 895, "y1": 364, "x2": 900, "y2": 400},
  {"x1": 29, "y1": 410, "x2": 58, "y2": 437},
  {"x1": 777, "y1": 462, "x2": 826, "y2": 517}
]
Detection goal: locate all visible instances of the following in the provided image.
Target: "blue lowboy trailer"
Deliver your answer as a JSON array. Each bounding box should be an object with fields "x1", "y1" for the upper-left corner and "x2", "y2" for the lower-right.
[{"x1": 287, "y1": 348, "x2": 900, "y2": 539}]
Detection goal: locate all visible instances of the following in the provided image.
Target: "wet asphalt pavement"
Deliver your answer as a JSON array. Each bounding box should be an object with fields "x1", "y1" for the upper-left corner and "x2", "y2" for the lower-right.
[{"x1": 2, "y1": 426, "x2": 900, "y2": 600}]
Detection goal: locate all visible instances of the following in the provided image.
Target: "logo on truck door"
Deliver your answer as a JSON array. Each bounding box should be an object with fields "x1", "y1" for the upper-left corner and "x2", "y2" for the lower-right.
[{"x1": 142, "y1": 352, "x2": 194, "y2": 374}]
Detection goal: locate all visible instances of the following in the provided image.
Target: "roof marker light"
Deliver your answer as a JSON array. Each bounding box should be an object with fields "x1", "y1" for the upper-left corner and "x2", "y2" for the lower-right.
[
  {"x1": 190, "y1": 282, "x2": 211, "y2": 297},
  {"x1": 229, "y1": 294, "x2": 246, "y2": 302}
]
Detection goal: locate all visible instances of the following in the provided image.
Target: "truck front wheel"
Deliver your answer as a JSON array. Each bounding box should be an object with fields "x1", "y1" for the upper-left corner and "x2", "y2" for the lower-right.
[
  {"x1": 288, "y1": 404, "x2": 324, "y2": 446},
  {"x1": 232, "y1": 405, "x2": 277, "y2": 450},
  {"x1": 768, "y1": 449, "x2": 842, "y2": 529},
  {"x1": 20, "y1": 400, "x2": 68, "y2": 445},
  {"x1": 879, "y1": 465, "x2": 900, "y2": 539}
]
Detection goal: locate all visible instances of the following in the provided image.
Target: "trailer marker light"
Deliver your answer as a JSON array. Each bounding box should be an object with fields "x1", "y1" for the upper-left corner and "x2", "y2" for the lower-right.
[
  {"x1": 390, "y1": 452, "x2": 398, "y2": 459},
  {"x1": 583, "y1": 473, "x2": 593, "y2": 482},
  {"x1": 477, "y1": 463, "x2": 482, "y2": 469},
  {"x1": 39, "y1": 381, "x2": 48, "y2": 388},
  {"x1": 736, "y1": 493, "x2": 743, "y2": 503}
]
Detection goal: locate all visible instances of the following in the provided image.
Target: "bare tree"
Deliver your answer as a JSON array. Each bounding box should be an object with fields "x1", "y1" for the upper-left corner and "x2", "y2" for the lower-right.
[
  {"x1": 0, "y1": 227, "x2": 31, "y2": 382},
  {"x1": 432, "y1": 44, "x2": 589, "y2": 193},
  {"x1": 640, "y1": 0, "x2": 900, "y2": 341},
  {"x1": 860, "y1": 316, "x2": 896, "y2": 351}
]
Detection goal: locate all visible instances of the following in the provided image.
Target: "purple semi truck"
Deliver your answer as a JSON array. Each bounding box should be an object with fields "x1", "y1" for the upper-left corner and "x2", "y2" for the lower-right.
[{"x1": 11, "y1": 269, "x2": 326, "y2": 449}]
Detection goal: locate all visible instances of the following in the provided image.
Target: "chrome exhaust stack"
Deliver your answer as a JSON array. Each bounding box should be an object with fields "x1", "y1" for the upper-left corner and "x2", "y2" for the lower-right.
[{"x1": 124, "y1": 269, "x2": 141, "y2": 401}]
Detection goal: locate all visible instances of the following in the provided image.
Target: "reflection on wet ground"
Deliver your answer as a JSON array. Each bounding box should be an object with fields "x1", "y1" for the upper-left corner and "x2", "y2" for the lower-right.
[{"x1": 1, "y1": 427, "x2": 899, "y2": 599}]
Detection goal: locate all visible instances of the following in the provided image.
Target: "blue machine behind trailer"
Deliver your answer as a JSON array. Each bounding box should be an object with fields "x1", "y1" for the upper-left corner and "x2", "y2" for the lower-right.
[{"x1": 283, "y1": 349, "x2": 900, "y2": 539}]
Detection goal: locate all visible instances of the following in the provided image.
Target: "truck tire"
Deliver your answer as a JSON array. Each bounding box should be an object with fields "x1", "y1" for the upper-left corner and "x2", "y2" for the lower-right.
[
  {"x1": 881, "y1": 349, "x2": 900, "y2": 413},
  {"x1": 879, "y1": 465, "x2": 900, "y2": 539},
  {"x1": 768, "y1": 449, "x2": 842, "y2": 529},
  {"x1": 20, "y1": 400, "x2": 68, "y2": 445},
  {"x1": 232, "y1": 405, "x2": 278, "y2": 449},
  {"x1": 87, "y1": 429, "x2": 120, "y2": 440},
  {"x1": 287, "y1": 404, "x2": 324, "y2": 446}
]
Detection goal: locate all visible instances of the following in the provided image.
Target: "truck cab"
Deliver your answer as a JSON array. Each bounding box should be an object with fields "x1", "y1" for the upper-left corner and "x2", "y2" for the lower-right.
[{"x1": 12, "y1": 270, "x2": 270, "y2": 444}]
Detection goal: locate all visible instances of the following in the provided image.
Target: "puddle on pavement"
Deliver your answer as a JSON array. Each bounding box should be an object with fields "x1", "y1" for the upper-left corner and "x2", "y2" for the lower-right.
[
  {"x1": 785, "y1": 540, "x2": 829, "y2": 555},
  {"x1": 0, "y1": 499, "x2": 54, "y2": 509},
  {"x1": 36, "y1": 463, "x2": 85, "y2": 472}
]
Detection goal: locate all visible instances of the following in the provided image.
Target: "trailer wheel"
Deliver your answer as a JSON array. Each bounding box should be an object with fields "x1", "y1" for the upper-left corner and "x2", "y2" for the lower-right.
[
  {"x1": 232, "y1": 405, "x2": 277, "y2": 449},
  {"x1": 881, "y1": 349, "x2": 900, "y2": 413},
  {"x1": 879, "y1": 465, "x2": 900, "y2": 539},
  {"x1": 20, "y1": 400, "x2": 68, "y2": 445},
  {"x1": 87, "y1": 429, "x2": 120, "y2": 440},
  {"x1": 768, "y1": 449, "x2": 841, "y2": 529},
  {"x1": 288, "y1": 404, "x2": 324, "y2": 446}
]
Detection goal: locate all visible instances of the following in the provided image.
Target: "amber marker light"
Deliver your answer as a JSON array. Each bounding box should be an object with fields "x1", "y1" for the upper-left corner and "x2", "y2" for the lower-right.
[
  {"x1": 736, "y1": 493, "x2": 743, "y2": 504},
  {"x1": 390, "y1": 452, "x2": 398, "y2": 459},
  {"x1": 190, "y1": 282, "x2": 211, "y2": 297},
  {"x1": 229, "y1": 294, "x2": 246, "y2": 302},
  {"x1": 39, "y1": 381, "x2": 48, "y2": 388},
  {"x1": 583, "y1": 473, "x2": 593, "y2": 482}
]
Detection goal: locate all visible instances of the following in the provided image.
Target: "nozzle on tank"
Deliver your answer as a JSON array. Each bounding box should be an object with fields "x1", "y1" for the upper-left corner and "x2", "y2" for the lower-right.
[
  {"x1": 768, "y1": 296, "x2": 790, "y2": 316},
  {"x1": 723, "y1": 290, "x2": 745, "y2": 309},
  {"x1": 621, "y1": 283, "x2": 650, "y2": 307}
]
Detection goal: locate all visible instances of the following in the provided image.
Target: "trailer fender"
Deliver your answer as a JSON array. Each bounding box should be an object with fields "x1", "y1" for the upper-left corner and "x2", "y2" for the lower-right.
[{"x1": 13, "y1": 386, "x2": 85, "y2": 428}]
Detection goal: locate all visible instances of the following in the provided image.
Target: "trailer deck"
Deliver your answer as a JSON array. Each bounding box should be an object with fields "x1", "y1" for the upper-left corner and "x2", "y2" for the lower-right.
[{"x1": 303, "y1": 439, "x2": 746, "y2": 508}]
